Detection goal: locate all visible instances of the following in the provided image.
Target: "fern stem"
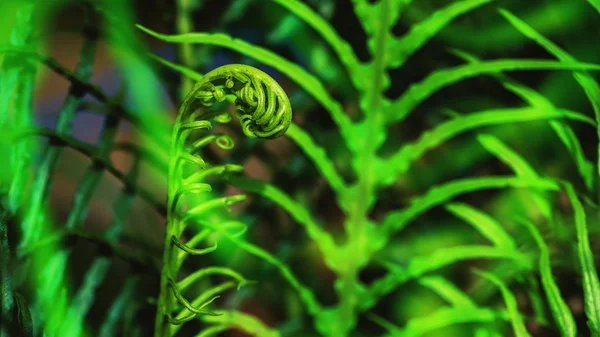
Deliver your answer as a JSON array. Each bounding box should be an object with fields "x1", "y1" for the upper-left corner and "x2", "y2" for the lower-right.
[
  {"x1": 332, "y1": 1, "x2": 392, "y2": 336},
  {"x1": 176, "y1": 0, "x2": 195, "y2": 96}
]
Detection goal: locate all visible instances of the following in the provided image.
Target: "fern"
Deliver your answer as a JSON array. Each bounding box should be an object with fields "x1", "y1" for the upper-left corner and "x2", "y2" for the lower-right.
[
  {"x1": 138, "y1": 1, "x2": 600, "y2": 336},
  {"x1": 154, "y1": 64, "x2": 292, "y2": 336},
  {"x1": 3, "y1": 1, "x2": 600, "y2": 337}
]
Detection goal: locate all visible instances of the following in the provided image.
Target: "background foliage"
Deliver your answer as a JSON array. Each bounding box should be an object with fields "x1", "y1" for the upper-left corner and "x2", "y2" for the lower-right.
[{"x1": 1, "y1": 0, "x2": 600, "y2": 337}]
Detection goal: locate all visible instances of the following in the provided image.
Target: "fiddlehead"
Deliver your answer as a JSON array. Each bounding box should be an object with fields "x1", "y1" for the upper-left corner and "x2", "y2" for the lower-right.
[{"x1": 154, "y1": 64, "x2": 292, "y2": 337}]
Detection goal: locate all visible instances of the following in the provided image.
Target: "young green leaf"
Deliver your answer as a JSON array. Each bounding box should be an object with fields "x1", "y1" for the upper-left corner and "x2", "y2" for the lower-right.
[
  {"x1": 476, "y1": 133, "x2": 554, "y2": 220},
  {"x1": 517, "y1": 217, "x2": 576, "y2": 337},
  {"x1": 450, "y1": 48, "x2": 595, "y2": 191},
  {"x1": 226, "y1": 175, "x2": 338, "y2": 267},
  {"x1": 389, "y1": 306, "x2": 499, "y2": 337},
  {"x1": 499, "y1": 9, "x2": 600, "y2": 179},
  {"x1": 385, "y1": 59, "x2": 600, "y2": 124},
  {"x1": 419, "y1": 276, "x2": 476, "y2": 307},
  {"x1": 474, "y1": 270, "x2": 532, "y2": 337},
  {"x1": 286, "y1": 123, "x2": 347, "y2": 198},
  {"x1": 446, "y1": 203, "x2": 515, "y2": 249},
  {"x1": 477, "y1": 134, "x2": 537, "y2": 178},
  {"x1": 381, "y1": 176, "x2": 560, "y2": 236},
  {"x1": 270, "y1": 0, "x2": 364, "y2": 90},
  {"x1": 563, "y1": 183, "x2": 600, "y2": 334},
  {"x1": 197, "y1": 221, "x2": 323, "y2": 317},
  {"x1": 361, "y1": 245, "x2": 529, "y2": 311},
  {"x1": 379, "y1": 107, "x2": 593, "y2": 186},
  {"x1": 201, "y1": 310, "x2": 280, "y2": 337},
  {"x1": 387, "y1": 0, "x2": 492, "y2": 69},
  {"x1": 149, "y1": 54, "x2": 203, "y2": 81}
]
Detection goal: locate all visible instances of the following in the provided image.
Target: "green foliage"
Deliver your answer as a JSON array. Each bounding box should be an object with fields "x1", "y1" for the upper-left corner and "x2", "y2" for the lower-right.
[
  {"x1": 2, "y1": 1, "x2": 600, "y2": 337},
  {"x1": 517, "y1": 217, "x2": 576, "y2": 337},
  {"x1": 475, "y1": 270, "x2": 531, "y2": 337}
]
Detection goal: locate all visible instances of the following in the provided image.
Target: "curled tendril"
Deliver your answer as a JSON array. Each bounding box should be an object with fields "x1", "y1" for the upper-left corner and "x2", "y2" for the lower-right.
[
  {"x1": 156, "y1": 64, "x2": 292, "y2": 335},
  {"x1": 181, "y1": 64, "x2": 292, "y2": 139},
  {"x1": 215, "y1": 134, "x2": 234, "y2": 150}
]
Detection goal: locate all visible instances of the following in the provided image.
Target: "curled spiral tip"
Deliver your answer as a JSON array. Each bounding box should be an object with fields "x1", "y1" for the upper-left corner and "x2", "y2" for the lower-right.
[
  {"x1": 213, "y1": 88, "x2": 226, "y2": 102},
  {"x1": 181, "y1": 64, "x2": 292, "y2": 140},
  {"x1": 213, "y1": 112, "x2": 232, "y2": 124},
  {"x1": 215, "y1": 135, "x2": 234, "y2": 150}
]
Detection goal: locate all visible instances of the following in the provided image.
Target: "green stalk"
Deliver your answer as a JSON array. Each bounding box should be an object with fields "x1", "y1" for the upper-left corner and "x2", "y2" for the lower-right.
[
  {"x1": 176, "y1": 0, "x2": 196, "y2": 96},
  {"x1": 154, "y1": 110, "x2": 185, "y2": 337},
  {"x1": 333, "y1": 1, "x2": 391, "y2": 336}
]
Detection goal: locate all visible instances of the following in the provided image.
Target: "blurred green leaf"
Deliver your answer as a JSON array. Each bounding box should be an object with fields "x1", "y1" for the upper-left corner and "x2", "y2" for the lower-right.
[
  {"x1": 517, "y1": 218, "x2": 576, "y2": 337},
  {"x1": 475, "y1": 270, "x2": 531, "y2": 337}
]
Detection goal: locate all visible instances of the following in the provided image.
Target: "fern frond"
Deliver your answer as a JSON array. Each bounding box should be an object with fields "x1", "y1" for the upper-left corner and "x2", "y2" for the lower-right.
[
  {"x1": 155, "y1": 64, "x2": 292, "y2": 337},
  {"x1": 498, "y1": 8, "x2": 600, "y2": 184},
  {"x1": 380, "y1": 176, "x2": 559, "y2": 237},
  {"x1": 378, "y1": 107, "x2": 593, "y2": 186},
  {"x1": 16, "y1": 29, "x2": 97, "y2": 247},
  {"x1": 137, "y1": 25, "x2": 355, "y2": 149},
  {"x1": 360, "y1": 246, "x2": 529, "y2": 311},
  {"x1": 386, "y1": 0, "x2": 492, "y2": 69},
  {"x1": 451, "y1": 48, "x2": 595, "y2": 191},
  {"x1": 270, "y1": 0, "x2": 364, "y2": 91},
  {"x1": 385, "y1": 59, "x2": 600, "y2": 124},
  {"x1": 0, "y1": 45, "x2": 170, "y2": 148}
]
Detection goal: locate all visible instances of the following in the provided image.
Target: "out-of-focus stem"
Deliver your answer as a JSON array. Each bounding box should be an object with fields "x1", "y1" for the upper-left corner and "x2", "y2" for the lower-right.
[{"x1": 176, "y1": 0, "x2": 196, "y2": 96}]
